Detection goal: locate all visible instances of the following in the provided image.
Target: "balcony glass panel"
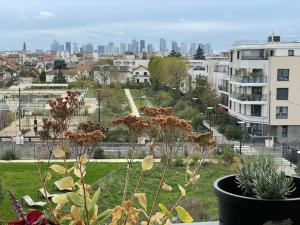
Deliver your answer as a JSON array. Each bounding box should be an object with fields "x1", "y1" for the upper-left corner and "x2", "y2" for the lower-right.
[{"x1": 231, "y1": 75, "x2": 267, "y2": 83}]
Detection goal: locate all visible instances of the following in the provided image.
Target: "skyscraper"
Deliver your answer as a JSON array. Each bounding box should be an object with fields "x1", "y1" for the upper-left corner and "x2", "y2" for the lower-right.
[
  {"x1": 22, "y1": 42, "x2": 26, "y2": 52},
  {"x1": 189, "y1": 42, "x2": 197, "y2": 56},
  {"x1": 51, "y1": 40, "x2": 64, "y2": 52},
  {"x1": 160, "y1": 38, "x2": 167, "y2": 53},
  {"x1": 180, "y1": 43, "x2": 188, "y2": 55},
  {"x1": 73, "y1": 43, "x2": 78, "y2": 53},
  {"x1": 97, "y1": 45, "x2": 105, "y2": 54},
  {"x1": 65, "y1": 42, "x2": 71, "y2": 54},
  {"x1": 147, "y1": 44, "x2": 153, "y2": 53},
  {"x1": 120, "y1": 43, "x2": 127, "y2": 53},
  {"x1": 140, "y1": 40, "x2": 146, "y2": 52},
  {"x1": 132, "y1": 39, "x2": 139, "y2": 54},
  {"x1": 171, "y1": 41, "x2": 178, "y2": 52}
]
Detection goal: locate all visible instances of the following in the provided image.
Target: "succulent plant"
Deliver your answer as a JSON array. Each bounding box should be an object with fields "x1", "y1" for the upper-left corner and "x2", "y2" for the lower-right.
[{"x1": 236, "y1": 155, "x2": 295, "y2": 199}]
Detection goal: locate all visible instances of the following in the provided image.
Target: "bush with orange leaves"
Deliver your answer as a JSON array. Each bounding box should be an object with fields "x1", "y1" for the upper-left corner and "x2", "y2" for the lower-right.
[{"x1": 140, "y1": 106, "x2": 174, "y2": 117}]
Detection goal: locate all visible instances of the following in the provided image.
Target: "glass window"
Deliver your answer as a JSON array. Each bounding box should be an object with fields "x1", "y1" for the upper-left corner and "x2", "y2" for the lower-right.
[
  {"x1": 277, "y1": 69, "x2": 289, "y2": 81},
  {"x1": 288, "y1": 50, "x2": 294, "y2": 56},
  {"x1": 276, "y1": 107, "x2": 288, "y2": 119},
  {"x1": 282, "y1": 126, "x2": 288, "y2": 137},
  {"x1": 276, "y1": 88, "x2": 288, "y2": 100}
]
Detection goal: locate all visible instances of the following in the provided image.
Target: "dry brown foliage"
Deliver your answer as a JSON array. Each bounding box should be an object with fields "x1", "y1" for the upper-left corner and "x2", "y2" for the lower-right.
[{"x1": 141, "y1": 106, "x2": 174, "y2": 117}]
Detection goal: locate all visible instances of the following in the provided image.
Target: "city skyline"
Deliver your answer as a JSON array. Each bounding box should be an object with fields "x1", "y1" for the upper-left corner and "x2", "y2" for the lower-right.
[{"x1": 1, "y1": 0, "x2": 300, "y2": 51}]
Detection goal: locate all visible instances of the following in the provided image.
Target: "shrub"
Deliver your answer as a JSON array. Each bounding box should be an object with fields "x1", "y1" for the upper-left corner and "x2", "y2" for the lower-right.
[
  {"x1": 218, "y1": 124, "x2": 226, "y2": 133},
  {"x1": 236, "y1": 155, "x2": 295, "y2": 199},
  {"x1": 174, "y1": 157, "x2": 184, "y2": 167},
  {"x1": 224, "y1": 125, "x2": 242, "y2": 140},
  {"x1": 94, "y1": 148, "x2": 105, "y2": 159},
  {"x1": 222, "y1": 146, "x2": 235, "y2": 166},
  {"x1": 1, "y1": 150, "x2": 17, "y2": 160}
]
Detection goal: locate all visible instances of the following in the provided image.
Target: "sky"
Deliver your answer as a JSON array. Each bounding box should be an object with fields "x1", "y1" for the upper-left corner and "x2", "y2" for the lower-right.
[{"x1": 0, "y1": 0, "x2": 300, "y2": 52}]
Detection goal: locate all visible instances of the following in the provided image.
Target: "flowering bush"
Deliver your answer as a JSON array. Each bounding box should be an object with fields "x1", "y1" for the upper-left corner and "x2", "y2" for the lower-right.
[{"x1": 6, "y1": 93, "x2": 215, "y2": 225}]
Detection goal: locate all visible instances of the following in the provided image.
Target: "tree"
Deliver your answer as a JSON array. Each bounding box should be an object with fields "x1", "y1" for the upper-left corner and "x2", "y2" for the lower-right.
[
  {"x1": 52, "y1": 71, "x2": 67, "y2": 83},
  {"x1": 54, "y1": 59, "x2": 67, "y2": 70},
  {"x1": 169, "y1": 50, "x2": 182, "y2": 57},
  {"x1": 39, "y1": 71, "x2": 46, "y2": 82},
  {"x1": 148, "y1": 56, "x2": 188, "y2": 90},
  {"x1": 194, "y1": 45, "x2": 205, "y2": 60},
  {"x1": 186, "y1": 76, "x2": 218, "y2": 112}
]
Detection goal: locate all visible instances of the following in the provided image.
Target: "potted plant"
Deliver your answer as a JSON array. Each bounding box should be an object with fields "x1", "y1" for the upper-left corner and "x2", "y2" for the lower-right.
[{"x1": 214, "y1": 155, "x2": 300, "y2": 225}]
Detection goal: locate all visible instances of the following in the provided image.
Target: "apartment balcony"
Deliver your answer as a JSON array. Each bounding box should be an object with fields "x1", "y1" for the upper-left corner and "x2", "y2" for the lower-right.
[
  {"x1": 229, "y1": 110, "x2": 268, "y2": 124},
  {"x1": 230, "y1": 75, "x2": 267, "y2": 85},
  {"x1": 218, "y1": 85, "x2": 229, "y2": 93},
  {"x1": 241, "y1": 56, "x2": 267, "y2": 60},
  {"x1": 231, "y1": 93, "x2": 267, "y2": 102}
]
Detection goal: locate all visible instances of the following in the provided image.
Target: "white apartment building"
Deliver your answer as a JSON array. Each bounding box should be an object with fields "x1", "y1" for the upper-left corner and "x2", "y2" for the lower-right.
[{"x1": 210, "y1": 36, "x2": 300, "y2": 143}]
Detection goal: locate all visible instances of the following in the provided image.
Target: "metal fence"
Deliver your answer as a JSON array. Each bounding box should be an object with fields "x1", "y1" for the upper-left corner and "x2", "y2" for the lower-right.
[{"x1": 0, "y1": 142, "x2": 193, "y2": 160}]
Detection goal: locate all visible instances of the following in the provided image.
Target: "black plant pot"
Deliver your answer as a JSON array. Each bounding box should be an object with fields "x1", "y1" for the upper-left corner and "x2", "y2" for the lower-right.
[{"x1": 214, "y1": 175, "x2": 300, "y2": 225}]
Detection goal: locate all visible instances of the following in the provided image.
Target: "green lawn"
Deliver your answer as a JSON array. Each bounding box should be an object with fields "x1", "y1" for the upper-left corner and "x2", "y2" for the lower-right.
[
  {"x1": 97, "y1": 161, "x2": 229, "y2": 222},
  {"x1": 0, "y1": 162, "x2": 124, "y2": 222},
  {"x1": 0, "y1": 161, "x2": 230, "y2": 223}
]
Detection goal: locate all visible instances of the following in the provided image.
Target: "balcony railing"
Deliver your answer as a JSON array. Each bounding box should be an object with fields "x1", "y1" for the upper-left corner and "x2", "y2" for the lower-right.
[
  {"x1": 231, "y1": 93, "x2": 267, "y2": 101},
  {"x1": 241, "y1": 56, "x2": 267, "y2": 60},
  {"x1": 231, "y1": 75, "x2": 267, "y2": 83},
  {"x1": 218, "y1": 85, "x2": 228, "y2": 92}
]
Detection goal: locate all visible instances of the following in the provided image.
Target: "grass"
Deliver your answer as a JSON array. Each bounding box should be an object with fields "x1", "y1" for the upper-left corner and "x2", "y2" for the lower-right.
[
  {"x1": 97, "y1": 161, "x2": 230, "y2": 222},
  {"x1": 0, "y1": 162, "x2": 124, "y2": 222},
  {"x1": 0, "y1": 161, "x2": 230, "y2": 223}
]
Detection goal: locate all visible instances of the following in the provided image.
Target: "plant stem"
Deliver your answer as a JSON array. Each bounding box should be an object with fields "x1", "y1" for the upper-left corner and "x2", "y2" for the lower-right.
[{"x1": 79, "y1": 158, "x2": 90, "y2": 225}]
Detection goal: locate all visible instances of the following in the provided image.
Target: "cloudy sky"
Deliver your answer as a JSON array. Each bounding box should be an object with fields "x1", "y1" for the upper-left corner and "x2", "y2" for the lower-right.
[{"x1": 0, "y1": 0, "x2": 300, "y2": 52}]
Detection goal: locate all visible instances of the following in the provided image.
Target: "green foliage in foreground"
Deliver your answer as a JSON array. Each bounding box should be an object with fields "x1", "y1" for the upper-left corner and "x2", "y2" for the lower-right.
[
  {"x1": 96, "y1": 162, "x2": 230, "y2": 222},
  {"x1": 0, "y1": 162, "x2": 230, "y2": 222},
  {"x1": 0, "y1": 163, "x2": 124, "y2": 222}
]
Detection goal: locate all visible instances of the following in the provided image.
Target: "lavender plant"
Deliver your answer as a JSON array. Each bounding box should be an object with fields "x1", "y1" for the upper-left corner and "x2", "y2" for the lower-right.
[{"x1": 236, "y1": 155, "x2": 295, "y2": 199}]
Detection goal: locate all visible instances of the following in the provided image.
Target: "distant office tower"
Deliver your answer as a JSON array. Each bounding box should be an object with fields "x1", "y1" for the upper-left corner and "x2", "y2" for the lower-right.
[
  {"x1": 85, "y1": 43, "x2": 94, "y2": 53},
  {"x1": 120, "y1": 43, "x2": 127, "y2": 53},
  {"x1": 51, "y1": 40, "x2": 64, "y2": 51},
  {"x1": 160, "y1": 38, "x2": 167, "y2": 53},
  {"x1": 107, "y1": 42, "x2": 114, "y2": 53},
  {"x1": 204, "y1": 43, "x2": 212, "y2": 55},
  {"x1": 147, "y1": 44, "x2": 153, "y2": 53},
  {"x1": 189, "y1": 42, "x2": 197, "y2": 56},
  {"x1": 180, "y1": 43, "x2": 188, "y2": 55},
  {"x1": 73, "y1": 43, "x2": 78, "y2": 53},
  {"x1": 128, "y1": 44, "x2": 133, "y2": 52},
  {"x1": 65, "y1": 42, "x2": 71, "y2": 54},
  {"x1": 171, "y1": 41, "x2": 178, "y2": 52},
  {"x1": 97, "y1": 45, "x2": 105, "y2": 54},
  {"x1": 132, "y1": 39, "x2": 139, "y2": 54},
  {"x1": 140, "y1": 40, "x2": 146, "y2": 52},
  {"x1": 22, "y1": 42, "x2": 26, "y2": 52}
]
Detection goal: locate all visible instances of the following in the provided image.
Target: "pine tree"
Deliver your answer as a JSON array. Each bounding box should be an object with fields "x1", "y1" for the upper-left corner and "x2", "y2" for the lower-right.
[{"x1": 194, "y1": 45, "x2": 205, "y2": 60}]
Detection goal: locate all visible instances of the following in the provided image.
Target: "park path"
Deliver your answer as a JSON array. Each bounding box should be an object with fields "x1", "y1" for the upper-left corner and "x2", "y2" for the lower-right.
[{"x1": 124, "y1": 89, "x2": 140, "y2": 117}]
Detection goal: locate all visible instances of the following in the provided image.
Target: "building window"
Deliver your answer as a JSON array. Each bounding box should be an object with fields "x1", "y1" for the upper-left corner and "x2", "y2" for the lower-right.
[
  {"x1": 230, "y1": 51, "x2": 233, "y2": 62},
  {"x1": 135, "y1": 72, "x2": 139, "y2": 75},
  {"x1": 277, "y1": 69, "x2": 289, "y2": 81},
  {"x1": 276, "y1": 106, "x2": 288, "y2": 119},
  {"x1": 237, "y1": 51, "x2": 240, "y2": 59},
  {"x1": 282, "y1": 126, "x2": 288, "y2": 137},
  {"x1": 288, "y1": 50, "x2": 294, "y2": 56},
  {"x1": 144, "y1": 72, "x2": 148, "y2": 75},
  {"x1": 270, "y1": 50, "x2": 274, "y2": 56},
  {"x1": 276, "y1": 88, "x2": 288, "y2": 100}
]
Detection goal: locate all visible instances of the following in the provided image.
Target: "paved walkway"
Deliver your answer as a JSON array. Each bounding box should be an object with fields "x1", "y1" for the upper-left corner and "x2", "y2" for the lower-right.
[
  {"x1": 85, "y1": 98, "x2": 97, "y2": 113},
  {"x1": 124, "y1": 89, "x2": 140, "y2": 117}
]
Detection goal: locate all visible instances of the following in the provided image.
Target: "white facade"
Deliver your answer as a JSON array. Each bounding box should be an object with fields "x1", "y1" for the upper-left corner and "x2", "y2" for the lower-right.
[
  {"x1": 130, "y1": 65, "x2": 150, "y2": 84},
  {"x1": 211, "y1": 36, "x2": 300, "y2": 143}
]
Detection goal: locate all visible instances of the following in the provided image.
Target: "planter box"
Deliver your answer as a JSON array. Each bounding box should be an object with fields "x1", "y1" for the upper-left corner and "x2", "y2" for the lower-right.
[{"x1": 214, "y1": 175, "x2": 300, "y2": 225}]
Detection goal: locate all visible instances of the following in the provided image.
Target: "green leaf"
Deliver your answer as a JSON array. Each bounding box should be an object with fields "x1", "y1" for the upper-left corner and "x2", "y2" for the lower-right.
[
  {"x1": 175, "y1": 206, "x2": 193, "y2": 223},
  {"x1": 159, "y1": 203, "x2": 172, "y2": 219},
  {"x1": 92, "y1": 209, "x2": 114, "y2": 225},
  {"x1": 66, "y1": 192, "x2": 84, "y2": 207},
  {"x1": 88, "y1": 187, "x2": 101, "y2": 211}
]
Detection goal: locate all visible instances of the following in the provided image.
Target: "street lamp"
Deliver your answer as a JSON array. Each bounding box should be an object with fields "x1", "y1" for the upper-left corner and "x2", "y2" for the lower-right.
[
  {"x1": 207, "y1": 106, "x2": 213, "y2": 132},
  {"x1": 237, "y1": 121, "x2": 246, "y2": 155}
]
